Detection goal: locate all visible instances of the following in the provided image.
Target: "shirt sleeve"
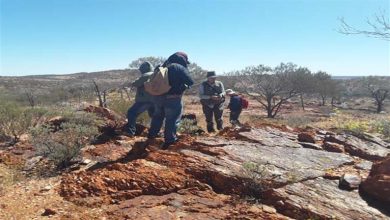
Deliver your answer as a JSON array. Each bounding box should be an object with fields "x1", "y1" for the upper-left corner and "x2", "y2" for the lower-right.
[
  {"x1": 199, "y1": 83, "x2": 211, "y2": 100},
  {"x1": 180, "y1": 66, "x2": 194, "y2": 87},
  {"x1": 131, "y1": 74, "x2": 150, "y2": 87},
  {"x1": 219, "y1": 82, "x2": 226, "y2": 97}
]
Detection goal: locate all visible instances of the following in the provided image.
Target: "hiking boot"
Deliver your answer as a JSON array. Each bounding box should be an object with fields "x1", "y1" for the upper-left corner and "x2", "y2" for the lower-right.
[
  {"x1": 161, "y1": 140, "x2": 178, "y2": 150},
  {"x1": 216, "y1": 122, "x2": 223, "y2": 130},
  {"x1": 207, "y1": 129, "x2": 216, "y2": 133},
  {"x1": 161, "y1": 142, "x2": 171, "y2": 150},
  {"x1": 120, "y1": 131, "x2": 135, "y2": 138}
]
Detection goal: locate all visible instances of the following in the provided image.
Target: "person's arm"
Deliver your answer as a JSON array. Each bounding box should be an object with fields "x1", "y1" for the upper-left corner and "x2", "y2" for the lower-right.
[
  {"x1": 179, "y1": 66, "x2": 194, "y2": 87},
  {"x1": 219, "y1": 82, "x2": 226, "y2": 97},
  {"x1": 131, "y1": 74, "x2": 150, "y2": 87},
  {"x1": 199, "y1": 83, "x2": 211, "y2": 100}
]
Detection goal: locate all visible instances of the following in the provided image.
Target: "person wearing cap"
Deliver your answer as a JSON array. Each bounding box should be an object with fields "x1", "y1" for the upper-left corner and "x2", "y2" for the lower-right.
[
  {"x1": 124, "y1": 61, "x2": 155, "y2": 136},
  {"x1": 147, "y1": 52, "x2": 194, "y2": 149},
  {"x1": 226, "y1": 89, "x2": 243, "y2": 126},
  {"x1": 199, "y1": 71, "x2": 226, "y2": 132}
]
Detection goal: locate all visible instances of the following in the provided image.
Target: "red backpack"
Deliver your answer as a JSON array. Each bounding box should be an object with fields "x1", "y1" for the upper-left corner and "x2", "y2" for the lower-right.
[{"x1": 241, "y1": 96, "x2": 249, "y2": 109}]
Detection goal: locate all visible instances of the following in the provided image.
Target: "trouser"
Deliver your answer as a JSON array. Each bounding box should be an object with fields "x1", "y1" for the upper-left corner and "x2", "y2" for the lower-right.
[
  {"x1": 148, "y1": 95, "x2": 183, "y2": 144},
  {"x1": 202, "y1": 104, "x2": 224, "y2": 132},
  {"x1": 230, "y1": 109, "x2": 242, "y2": 125},
  {"x1": 126, "y1": 102, "x2": 154, "y2": 135}
]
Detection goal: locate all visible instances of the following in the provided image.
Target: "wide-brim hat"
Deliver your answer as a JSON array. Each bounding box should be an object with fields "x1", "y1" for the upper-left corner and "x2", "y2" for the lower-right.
[
  {"x1": 226, "y1": 89, "x2": 236, "y2": 95},
  {"x1": 207, "y1": 71, "x2": 217, "y2": 78}
]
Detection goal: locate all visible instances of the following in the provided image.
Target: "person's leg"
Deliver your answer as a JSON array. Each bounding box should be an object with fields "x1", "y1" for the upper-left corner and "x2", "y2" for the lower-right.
[
  {"x1": 148, "y1": 96, "x2": 165, "y2": 139},
  {"x1": 230, "y1": 111, "x2": 239, "y2": 125},
  {"x1": 164, "y1": 97, "x2": 183, "y2": 145},
  {"x1": 236, "y1": 109, "x2": 242, "y2": 124},
  {"x1": 146, "y1": 102, "x2": 154, "y2": 118},
  {"x1": 202, "y1": 104, "x2": 215, "y2": 132},
  {"x1": 214, "y1": 105, "x2": 224, "y2": 130},
  {"x1": 229, "y1": 110, "x2": 235, "y2": 125},
  {"x1": 126, "y1": 102, "x2": 149, "y2": 135}
]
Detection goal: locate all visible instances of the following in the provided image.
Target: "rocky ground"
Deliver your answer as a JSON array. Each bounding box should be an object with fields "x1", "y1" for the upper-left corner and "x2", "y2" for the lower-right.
[{"x1": 1, "y1": 106, "x2": 390, "y2": 220}]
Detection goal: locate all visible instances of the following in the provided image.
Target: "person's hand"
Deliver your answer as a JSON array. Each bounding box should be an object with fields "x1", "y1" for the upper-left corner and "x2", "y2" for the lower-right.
[{"x1": 211, "y1": 96, "x2": 220, "y2": 101}]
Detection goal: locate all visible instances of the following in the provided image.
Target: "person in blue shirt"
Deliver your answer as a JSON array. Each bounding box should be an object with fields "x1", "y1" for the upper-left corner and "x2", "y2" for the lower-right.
[
  {"x1": 226, "y1": 89, "x2": 242, "y2": 126},
  {"x1": 147, "y1": 52, "x2": 194, "y2": 149}
]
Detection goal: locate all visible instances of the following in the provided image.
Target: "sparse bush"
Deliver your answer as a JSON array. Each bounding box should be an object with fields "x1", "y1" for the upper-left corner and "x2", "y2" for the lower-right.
[
  {"x1": 178, "y1": 119, "x2": 202, "y2": 135},
  {"x1": 108, "y1": 98, "x2": 151, "y2": 126},
  {"x1": 242, "y1": 162, "x2": 276, "y2": 200},
  {"x1": 31, "y1": 111, "x2": 100, "y2": 168},
  {"x1": 284, "y1": 116, "x2": 313, "y2": 128},
  {"x1": 0, "y1": 102, "x2": 47, "y2": 144},
  {"x1": 108, "y1": 98, "x2": 133, "y2": 117},
  {"x1": 343, "y1": 120, "x2": 370, "y2": 135},
  {"x1": 371, "y1": 119, "x2": 390, "y2": 141},
  {"x1": 137, "y1": 111, "x2": 151, "y2": 127}
]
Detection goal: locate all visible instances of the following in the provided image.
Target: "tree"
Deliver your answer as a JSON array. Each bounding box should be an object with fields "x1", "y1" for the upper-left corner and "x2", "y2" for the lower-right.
[
  {"x1": 237, "y1": 63, "x2": 299, "y2": 118},
  {"x1": 92, "y1": 80, "x2": 107, "y2": 107},
  {"x1": 361, "y1": 76, "x2": 389, "y2": 113},
  {"x1": 339, "y1": 10, "x2": 390, "y2": 41},
  {"x1": 25, "y1": 89, "x2": 36, "y2": 107},
  {"x1": 313, "y1": 71, "x2": 337, "y2": 106},
  {"x1": 289, "y1": 67, "x2": 314, "y2": 110}
]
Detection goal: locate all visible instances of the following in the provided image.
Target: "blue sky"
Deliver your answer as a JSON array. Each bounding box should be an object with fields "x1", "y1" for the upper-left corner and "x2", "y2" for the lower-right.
[{"x1": 1, "y1": 0, "x2": 389, "y2": 76}]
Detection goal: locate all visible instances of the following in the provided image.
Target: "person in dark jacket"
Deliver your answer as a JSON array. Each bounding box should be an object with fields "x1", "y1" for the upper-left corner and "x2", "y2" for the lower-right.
[
  {"x1": 124, "y1": 62, "x2": 154, "y2": 136},
  {"x1": 226, "y1": 89, "x2": 242, "y2": 126},
  {"x1": 199, "y1": 71, "x2": 225, "y2": 132},
  {"x1": 147, "y1": 52, "x2": 194, "y2": 149}
]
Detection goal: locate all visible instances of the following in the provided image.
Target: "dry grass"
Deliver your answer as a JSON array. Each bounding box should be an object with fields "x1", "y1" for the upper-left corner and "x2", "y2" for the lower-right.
[{"x1": 0, "y1": 165, "x2": 24, "y2": 196}]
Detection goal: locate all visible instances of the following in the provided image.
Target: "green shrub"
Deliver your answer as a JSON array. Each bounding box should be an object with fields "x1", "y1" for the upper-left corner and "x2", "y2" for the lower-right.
[
  {"x1": 284, "y1": 116, "x2": 313, "y2": 128},
  {"x1": 0, "y1": 102, "x2": 47, "y2": 144},
  {"x1": 137, "y1": 111, "x2": 151, "y2": 127},
  {"x1": 108, "y1": 98, "x2": 133, "y2": 117},
  {"x1": 108, "y1": 98, "x2": 151, "y2": 126},
  {"x1": 242, "y1": 162, "x2": 274, "y2": 199},
  {"x1": 31, "y1": 111, "x2": 100, "y2": 168},
  {"x1": 371, "y1": 119, "x2": 390, "y2": 141},
  {"x1": 343, "y1": 120, "x2": 369, "y2": 135},
  {"x1": 178, "y1": 119, "x2": 202, "y2": 135}
]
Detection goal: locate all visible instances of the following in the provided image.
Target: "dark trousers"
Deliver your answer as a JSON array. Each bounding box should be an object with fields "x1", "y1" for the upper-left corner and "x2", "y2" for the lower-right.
[
  {"x1": 202, "y1": 104, "x2": 223, "y2": 132},
  {"x1": 230, "y1": 109, "x2": 242, "y2": 125}
]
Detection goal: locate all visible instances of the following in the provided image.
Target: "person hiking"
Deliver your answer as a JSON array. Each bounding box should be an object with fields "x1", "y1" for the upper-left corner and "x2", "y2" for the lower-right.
[
  {"x1": 123, "y1": 62, "x2": 155, "y2": 136},
  {"x1": 199, "y1": 71, "x2": 225, "y2": 132},
  {"x1": 147, "y1": 52, "x2": 194, "y2": 149},
  {"x1": 226, "y1": 89, "x2": 243, "y2": 126}
]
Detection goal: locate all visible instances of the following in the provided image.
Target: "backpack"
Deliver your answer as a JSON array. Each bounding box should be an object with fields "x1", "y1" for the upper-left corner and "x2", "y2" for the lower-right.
[
  {"x1": 241, "y1": 96, "x2": 249, "y2": 109},
  {"x1": 144, "y1": 67, "x2": 171, "y2": 96}
]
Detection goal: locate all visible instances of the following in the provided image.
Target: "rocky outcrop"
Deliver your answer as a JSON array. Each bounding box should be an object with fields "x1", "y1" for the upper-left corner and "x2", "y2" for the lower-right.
[
  {"x1": 58, "y1": 126, "x2": 389, "y2": 219},
  {"x1": 324, "y1": 134, "x2": 390, "y2": 161},
  {"x1": 360, "y1": 155, "x2": 390, "y2": 204},
  {"x1": 264, "y1": 177, "x2": 388, "y2": 219}
]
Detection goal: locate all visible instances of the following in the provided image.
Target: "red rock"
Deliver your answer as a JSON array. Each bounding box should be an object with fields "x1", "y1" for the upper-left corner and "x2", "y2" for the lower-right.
[
  {"x1": 84, "y1": 105, "x2": 121, "y2": 121},
  {"x1": 298, "y1": 132, "x2": 316, "y2": 143},
  {"x1": 323, "y1": 142, "x2": 345, "y2": 153},
  {"x1": 41, "y1": 208, "x2": 56, "y2": 216},
  {"x1": 360, "y1": 155, "x2": 390, "y2": 203}
]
